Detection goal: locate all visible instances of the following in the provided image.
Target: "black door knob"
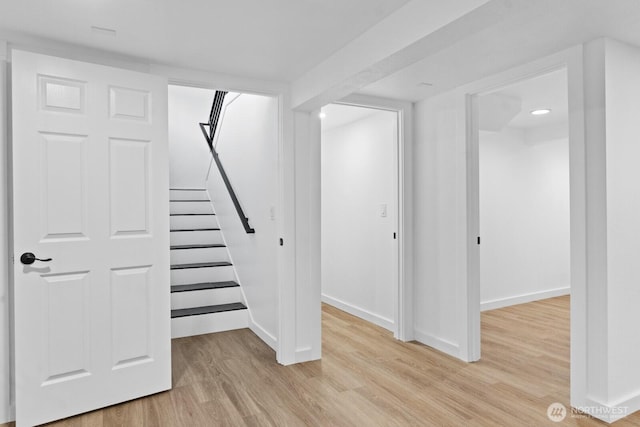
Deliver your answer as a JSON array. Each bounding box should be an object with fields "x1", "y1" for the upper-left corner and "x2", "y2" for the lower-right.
[{"x1": 20, "y1": 252, "x2": 53, "y2": 265}]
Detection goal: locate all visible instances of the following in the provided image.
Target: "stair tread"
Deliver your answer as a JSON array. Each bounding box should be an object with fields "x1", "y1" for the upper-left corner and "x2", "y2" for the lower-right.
[
  {"x1": 170, "y1": 261, "x2": 232, "y2": 270},
  {"x1": 170, "y1": 213, "x2": 215, "y2": 216},
  {"x1": 171, "y1": 281, "x2": 240, "y2": 293},
  {"x1": 171, "y1": 244, "x2": 226, "y2": 250},
  {"x1": 170, "y1": 228, "x2": 220, "y2": 232},
  {"x1": 171, "y1": 302, "x2": 247, "y2": 318}
]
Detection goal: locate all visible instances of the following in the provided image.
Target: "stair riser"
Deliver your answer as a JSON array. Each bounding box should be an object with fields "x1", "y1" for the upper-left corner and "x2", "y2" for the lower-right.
[
  {"x1": 170, "y1": 190, "x2": 209, "y2": 200},
  {"x1": 171, "y1": 309, "x2": 248, "y2": 338},
  {"x1": 171, "y1": 265, "x2": 235, "y2": 285},
  {"x1": 170, "y1": 201, "x2": 213, "y2": 215},
  {"x1": 170, "y1": 215, "x2": 219, "y2": 230},
  {"x1": 171, "y1": 287, "x2": 243, "y2": 310},
  {"x1": 170, "y1": 230, "x2": 224, "y2": 246},
  {"x1": 170, "y1": 247, "x2": 229, "y2": 265}
]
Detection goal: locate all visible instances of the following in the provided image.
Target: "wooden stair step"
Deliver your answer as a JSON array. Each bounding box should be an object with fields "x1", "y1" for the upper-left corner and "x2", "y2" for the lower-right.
[
  {"x1": 171, "y1": 302, "x2": 247, "y2": 318},
  {"x1": 170, "y1": 261, "x2": 232, "y2": 270},
  {"x1": 170, "y1": 228, "x2": 220, "y2": 232},
  {"x1": 171, "y1": 281, "x2": 240, "y2": 293},
  {"x1": 170, "y1": 213, "x2": 215, "y2": 216},
  {"x1": 170, "y1": 243, "x2": 226, "y2": 250}
]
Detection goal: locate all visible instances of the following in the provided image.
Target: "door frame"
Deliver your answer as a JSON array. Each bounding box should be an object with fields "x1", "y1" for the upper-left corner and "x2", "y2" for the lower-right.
[
  {"x1": 462, "y1": 46, "x2": 587, "y2": 406},
  {"x1": 165, "y1": 79, "x2": 285, "y2": 349},
  {"x1": 326, "y1": 94, "x2": 414, "y2": 341},
  {"x1": 138, "y1": 69, "x2": 295, "y2": 366}
]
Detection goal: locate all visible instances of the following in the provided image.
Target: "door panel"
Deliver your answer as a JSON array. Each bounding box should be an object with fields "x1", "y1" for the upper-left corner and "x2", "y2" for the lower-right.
[
  {"x1": 110, "y1": 266, "x2": 152, "y2": 369},
  {"x1": 109, "y1": 138, "x2": 150, "y2": 236},
  {"x1": 12, "y1": 50, "x2": 171, "y2": 427},
  {"x1": 40, "y1": 132, "x2": 88, "y2": 240},
  {"x1": 41, "y1": 271, "x2": 91, "y2": 386}
]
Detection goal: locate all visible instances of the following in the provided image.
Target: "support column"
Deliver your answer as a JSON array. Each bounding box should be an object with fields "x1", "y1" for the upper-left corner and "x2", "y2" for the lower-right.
[{"x1": 579, "y1": 37, "x2": 640, "y2": 423}]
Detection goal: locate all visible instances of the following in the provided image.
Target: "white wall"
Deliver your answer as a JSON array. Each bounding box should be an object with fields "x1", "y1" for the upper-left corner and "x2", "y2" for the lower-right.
[
  {"x1": 412, "y1": 91, "x2": 465, "y2": 356},
  {"x1": 168, "y1": 85, "x2": 216, "y2": 189},
  {"x1": 601, "y1": 38, "x2": 640, "y2": 414},
  {"x1": 479, "y1": 127, "x2": 570, "y2": 310},
  {"x1": 321, "y1": 109, "x2": 396, "y2": 330},
  {"x1": 292, "y1": 110, "x2": 322, "y2": 363},
  {"x1": 205, "y1": 93, "x2": 279, "y2": 348}
]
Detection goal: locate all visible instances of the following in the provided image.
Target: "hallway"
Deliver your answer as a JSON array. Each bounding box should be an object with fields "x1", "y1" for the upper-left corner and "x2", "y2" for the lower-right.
[{"x1": 24, "y1": 297, "x2": 639, "y2": 426}]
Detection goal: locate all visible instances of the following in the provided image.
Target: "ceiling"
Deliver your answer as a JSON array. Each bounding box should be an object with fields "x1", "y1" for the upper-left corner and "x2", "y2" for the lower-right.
[
  {"x1": 480, "y1": 69, "x2": 568, "y2": 131},
  {"x1": 4, "y1": 0, "x2": 640, "y2": 105},
  {"x1": 359, "y1": 0, "x2": 640, "y2": 102},
  {"x1": 320, "y1": 104, "x2": 383, "y2": 132},
  {"x1": 0, "y1": 0, "x2": 409, "y2": 82}
]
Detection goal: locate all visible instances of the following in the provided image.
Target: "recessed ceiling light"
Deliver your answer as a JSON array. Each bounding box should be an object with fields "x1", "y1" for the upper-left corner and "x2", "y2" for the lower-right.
[
  {"x1": 530, "y1": 109, "x2": 551, "y2": 116},
  {"x1": 91, "y1": 26, "x2": 117, "y2": 37},
  {"x1": 319, "y1": 112, "x2": 326, "y2": 119}
]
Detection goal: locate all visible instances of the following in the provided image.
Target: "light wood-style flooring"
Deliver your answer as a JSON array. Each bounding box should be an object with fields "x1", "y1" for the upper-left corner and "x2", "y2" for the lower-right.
[{"x1": 6, "y1": 296, "x2": 640, "y2": 426}]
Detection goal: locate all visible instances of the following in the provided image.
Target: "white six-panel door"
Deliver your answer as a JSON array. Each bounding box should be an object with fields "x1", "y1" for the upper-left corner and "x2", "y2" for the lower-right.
[{"x1": 11, "y1": 50, "x2": 171, "y2": 426}]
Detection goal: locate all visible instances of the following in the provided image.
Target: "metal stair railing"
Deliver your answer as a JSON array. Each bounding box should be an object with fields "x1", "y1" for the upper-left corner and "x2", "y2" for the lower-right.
[{"x1": 199, "y1": 91, "x2": 255, "y2": 234}]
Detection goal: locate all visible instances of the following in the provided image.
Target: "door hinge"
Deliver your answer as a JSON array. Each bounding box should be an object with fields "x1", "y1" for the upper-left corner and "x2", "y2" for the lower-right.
[
  {"x1": 477, "y1": 236, "x2": 481, "y2": 245},
  {"x1": 393, "y1": 232, "x2": 397, "y2": 240},
  {"x1": 279, "y1": 238, "x2": 284, "y2": 246}
]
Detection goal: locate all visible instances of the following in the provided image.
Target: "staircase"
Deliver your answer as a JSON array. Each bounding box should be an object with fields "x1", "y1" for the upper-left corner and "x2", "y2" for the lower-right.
[{"x1": 170, "y1": 188, "x2": 248, "y2": 338}]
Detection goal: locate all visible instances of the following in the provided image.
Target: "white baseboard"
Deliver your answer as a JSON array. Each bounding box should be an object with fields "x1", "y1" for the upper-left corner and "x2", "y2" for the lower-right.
[
  {"x1": 321, "y1": 294, "x2": 394, "y2": 332},
  {"x1": 413, "y1": 329, "x2": 460, "y2": 358},
  {"x1": 481, "y1": 287, "x2": 570, "y2": 312},
  {"x1": 582, "y1": 393, "x2": 640, "y2": 423},
  {"x1": 0, "y1": 408, "x2": 13, "y2": 424},
  {"x1": 294, "y1": 346, "x2": 320, "y2": 364},
  {"x1": 249, "y1": 318, "x2": 277, "y2": 351}
]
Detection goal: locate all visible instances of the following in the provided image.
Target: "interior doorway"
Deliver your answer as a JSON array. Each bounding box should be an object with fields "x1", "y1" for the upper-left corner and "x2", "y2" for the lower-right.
[
  {"x1": 167, "y1": 83, "x2": 281, "y2": 349},
  {"x1": 478, "y1": 69, "x2": 570, "y2": 313},
  {"x1": 474, "y1": 67, "x2": 571, "y2": 361},
  {"x1": 319, "y1": 103, "x2": 400, "y2": 335}
]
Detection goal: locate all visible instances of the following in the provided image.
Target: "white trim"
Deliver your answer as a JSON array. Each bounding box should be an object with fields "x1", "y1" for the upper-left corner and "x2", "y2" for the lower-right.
[
  {"x1": 249, "y1": 318, "x2": 278, "y2": 351},
  {"x1": 275, "y1": 99, "x2": 297, "y2": 366},
  {"x1": 0, "y1": 43, "x2": 12, "y2": 425},
  {"x1": 480, "y1": 287, "x2": 570, "y2": 312},
  {"x1": 322, "y1": 294, "x2": 394, "y2": 332},
  {"x1": 335, "y1": 94, "x2": 414, "y2": 342},
  {"x1": 582, "y1": 394, "x2": 640, "y2": 424},
  {"x1": 293, "y1": 347, "x2": 314, "y2": 364},
  {"x1": 413, "y1": 329, "x2": 460, "y2": 357}
]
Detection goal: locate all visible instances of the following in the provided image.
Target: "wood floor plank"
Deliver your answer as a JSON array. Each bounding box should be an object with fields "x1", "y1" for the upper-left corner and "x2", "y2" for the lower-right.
[{"x1": 8, "y1": 296, "x2": 640, "y2": 426}]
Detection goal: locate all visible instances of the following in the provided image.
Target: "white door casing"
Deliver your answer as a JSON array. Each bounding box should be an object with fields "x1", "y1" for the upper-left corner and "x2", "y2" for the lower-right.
[{"x1": 11, "y1": 50, "x2": 171, "y2": 426}]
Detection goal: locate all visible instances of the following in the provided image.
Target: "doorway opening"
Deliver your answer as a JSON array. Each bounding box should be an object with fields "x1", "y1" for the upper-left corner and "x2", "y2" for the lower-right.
[
  {"x1": 475, "y1": 68, "x2": 570, "y2": 359},
  {"x1": 319, "y1": 103, "x2": 400, "y2": 335},
  {"x1": 167, "y1": 84, "x2": 280, "y2": 350}
]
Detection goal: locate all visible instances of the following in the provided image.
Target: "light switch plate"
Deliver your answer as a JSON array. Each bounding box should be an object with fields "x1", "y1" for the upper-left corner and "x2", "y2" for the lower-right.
[{"x1": 379, "y1": 204, "x2": 387, "y2": 218}]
